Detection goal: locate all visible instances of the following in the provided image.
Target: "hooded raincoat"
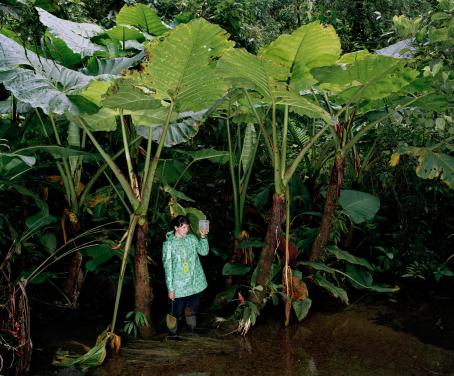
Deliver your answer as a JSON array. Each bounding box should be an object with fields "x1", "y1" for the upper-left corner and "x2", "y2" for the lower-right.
[{"x1": 162, "y1": 231, "x2": 209, "y2": 298}]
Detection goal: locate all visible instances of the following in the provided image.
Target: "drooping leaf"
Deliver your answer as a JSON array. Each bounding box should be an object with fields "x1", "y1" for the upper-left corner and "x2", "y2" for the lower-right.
[
  {"x1": 81, "y1": 51, "x2": 145, "y2": 76},
  {"x1": 222, "y1": 262, "x2": 251, "y2": 276},
  {"x1": 314, "y1": 273, "x2": 349, "y2": 304},
  {"x1": 163, "y1": 185, "x2": 194, "y2": 202},
  {"x1": 116, "y1": 3, "x2": 169, "y2": 36},
  {"x1": 260, "y1": 21, "x2": 342, "y2": 90},
  {"x1": 178, "y1": 148, "x2": 230, "y2": 164},
  {"x1": 298, "y1": 261, "x2": 336, "y2": 274},
  {"x1": 346, "y1": 264, "x2": 373, "y2": 288},
  {"x1": 0, "y1": 34, "x2": 104, "y2": 114},
  {"x1": 394, "y1": 147, "x2": 454, "y2": 189},
  {"x1": 338, "y1": 189, "x2": 380, "y2": 224},
  {"x1": 82, "y1": 244, "x2": 117, "y2": 272},
  {"x1": 326, "y1": 246, "x2": 374, "y2": 270},
  {"x1": 15, "y1": 145, "x2": 97, "y2": 159},
  {"x1": 42, "y1": 31, "x2": 82, "y2": 68},
  {"x1": 292, "y1": 298, "x2": 312, "y2": 321},
  {"x1": 0, "y1": 97, "x2": 31, "y2": 114},
  {"x1": 36, "y1": 7, "x2": 105, "y2": 57}
]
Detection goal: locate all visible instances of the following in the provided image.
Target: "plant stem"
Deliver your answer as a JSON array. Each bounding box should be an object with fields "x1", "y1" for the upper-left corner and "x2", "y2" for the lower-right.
[{"x1": 110, "y1": 214, "x2": 139, "y2": 333}]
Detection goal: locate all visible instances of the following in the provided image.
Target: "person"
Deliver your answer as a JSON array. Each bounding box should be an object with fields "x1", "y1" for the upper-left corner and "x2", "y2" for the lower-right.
[{"x1": 162, "y1": 215, "x2": 209, "y2": 336}]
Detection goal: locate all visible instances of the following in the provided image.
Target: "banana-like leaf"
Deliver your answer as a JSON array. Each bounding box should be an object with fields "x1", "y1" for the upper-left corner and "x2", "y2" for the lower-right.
[
  {"x1": 326, "y1": 245, "x2": 374, "y2": 270},
  {"x1": 15, "y1": 145, "x2": 97, "y2": 159},
  {"x1": 142, "y1": 18, "x2": 233, "y2": 112},
  {"x1": 116, "y1": 4, "x2": 169, "y2": 36},
  {"x1": 259, "y1": 21, "x2": 341, "y2": 90},
  {"x1": 240, "y1": 124, "x2": 257, "y2": 173},
  {"x1": 0, "y1": 34, "x2": 105, "y2": 114},
  {"x1": 36, "y1": 7, "x2": 105, "y2": 57},
  {"x1": 392, "y1": 146, "x2": 454, "y2": 189},
  {"x1": 163, "y1": 185, "x2": 195, "y2": 202},
  {"x1": 312, "y1": 55, "x2": 419, "y2": 102},
  {"x1": 314, "y1": 273, "x2": 349, "y2": 304}
]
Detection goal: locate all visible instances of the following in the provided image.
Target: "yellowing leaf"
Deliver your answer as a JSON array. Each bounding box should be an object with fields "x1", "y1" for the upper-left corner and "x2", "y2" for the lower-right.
[{"x1": 389, "y1": 153, "x2": 401, "y2": 167}]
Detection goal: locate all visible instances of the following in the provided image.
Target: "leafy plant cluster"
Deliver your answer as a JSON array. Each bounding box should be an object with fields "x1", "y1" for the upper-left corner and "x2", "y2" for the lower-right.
[{"x1": 0, "y1": 0, "x2": 453, "y2": 373}]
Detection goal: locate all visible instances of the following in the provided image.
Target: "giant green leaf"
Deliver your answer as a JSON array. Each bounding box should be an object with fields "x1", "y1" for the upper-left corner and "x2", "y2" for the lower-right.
[
  {"x1": 36, "y1": 7, "x2": 105, "y2": 57},
  {"x1": 142, "y1": 18, "x2": 233, "y2": 112},
  {"x1": 260, "y1": 21, "x2": 341, "y2": 90},
  {"x1": 338, "y1": 189, "x2": 380, "y2": 224},
  {"x1": 312, "y1": 55, "x2": 419, "y2": 102},
  {"x1": 116, "y1": 4, "x2": 169, "y2": 36},
  {"x1": 218, "y1": 48, "x2": 287, "y2": 101},
  {"x1": 218, "y1": 48, "x2": 330, "y2": 122},
  {"x1": 0, "y1": 34, "x2": 103, "y2": 114}
]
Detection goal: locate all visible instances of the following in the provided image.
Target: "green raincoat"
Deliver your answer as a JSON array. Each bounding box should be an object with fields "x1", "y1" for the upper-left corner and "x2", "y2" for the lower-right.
[{"x1": 162, "y1": 231, "x2": 209, "y2": 298}]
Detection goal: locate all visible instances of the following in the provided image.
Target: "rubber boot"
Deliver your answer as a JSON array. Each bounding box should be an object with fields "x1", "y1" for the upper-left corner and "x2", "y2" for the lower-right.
[{"x1": 185, "y1": 314, "x2": 197, "y2": 331}]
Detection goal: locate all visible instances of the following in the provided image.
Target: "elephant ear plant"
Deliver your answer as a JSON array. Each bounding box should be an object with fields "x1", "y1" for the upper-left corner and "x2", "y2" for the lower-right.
[{"x1": 52, "y1": 18, "x2": 234, "y2": 367}]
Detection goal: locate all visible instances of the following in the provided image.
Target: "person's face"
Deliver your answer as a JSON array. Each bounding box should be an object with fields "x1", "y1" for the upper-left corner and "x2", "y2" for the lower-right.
[{"x1": 175, "y1": 223, "x2": 189, "y2": 238}]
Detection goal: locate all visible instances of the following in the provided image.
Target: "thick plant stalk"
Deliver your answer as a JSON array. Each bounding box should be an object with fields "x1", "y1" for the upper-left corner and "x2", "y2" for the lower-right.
[
  {"x1": 309, "y1": 156, "x2": 345, "y2": 262},
  {"x1": 251, "y1": 193, "x2": 286, "y2": 307},
  {"x1": 134, "y1": 218, "x2": 153, "y2": 337},
  {"x1": 110, "y1": 215, "x2": 139, "y2": 333}
]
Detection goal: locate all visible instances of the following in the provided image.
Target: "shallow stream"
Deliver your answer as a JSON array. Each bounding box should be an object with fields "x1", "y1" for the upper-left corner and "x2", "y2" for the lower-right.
[{"x1": 31, "y1": 297, "x2": 454, "y2": 376}]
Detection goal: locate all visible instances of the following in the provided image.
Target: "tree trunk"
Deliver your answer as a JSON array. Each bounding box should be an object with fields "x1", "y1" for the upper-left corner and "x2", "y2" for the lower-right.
[
  {"x1": 251, "y1": 193, "x2": 286, "y2": 307},
  {"x1": 309, "y1": 157, "x2": 345, "y2": 262},
  {"x1": 134, "y1": 220, "x2": 153, "y2": 338}
]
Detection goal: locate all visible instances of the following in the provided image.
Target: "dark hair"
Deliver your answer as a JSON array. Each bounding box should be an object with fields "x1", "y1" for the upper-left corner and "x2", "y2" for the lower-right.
[{"x1": 171, "y1": 215, "x2": 189, "y2": 230}]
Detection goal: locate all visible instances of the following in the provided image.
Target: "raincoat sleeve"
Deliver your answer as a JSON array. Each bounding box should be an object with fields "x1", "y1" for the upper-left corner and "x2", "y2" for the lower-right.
[
  {"x1": 162, "y1": 240, "x2": 173, "y2": 292},
  {"x1": 196, "y1": 237, "x2": 209, "y2": 256}
]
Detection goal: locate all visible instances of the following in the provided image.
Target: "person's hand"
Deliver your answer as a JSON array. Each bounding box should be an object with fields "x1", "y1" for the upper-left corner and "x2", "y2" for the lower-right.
[
  {"x1": 200, "y1": 228, "x2": 209, "y2": 238},
  {"x1": 169, "y1": 291, "x2": 175, "y2": 300}
]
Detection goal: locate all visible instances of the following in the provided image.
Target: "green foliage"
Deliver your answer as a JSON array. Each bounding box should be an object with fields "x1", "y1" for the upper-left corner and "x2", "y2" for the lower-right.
[
  {"x1": 392, "y1": 147, "x2": 454, "y2": 189},
  {"x1": 338, "y1": 189, "x2": 380, "y2": 224},
  {"x1": 222, "y1": 262, "x2": 251, "y2": 276},
  {"x1": 123, "y1": 310, "x2": 149, "y2": 337}
]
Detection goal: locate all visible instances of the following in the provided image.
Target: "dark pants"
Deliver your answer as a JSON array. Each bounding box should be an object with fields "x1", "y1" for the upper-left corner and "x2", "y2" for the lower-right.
[{"x1": 168, "y1": 293, "x2": 200, "y2": 334}]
